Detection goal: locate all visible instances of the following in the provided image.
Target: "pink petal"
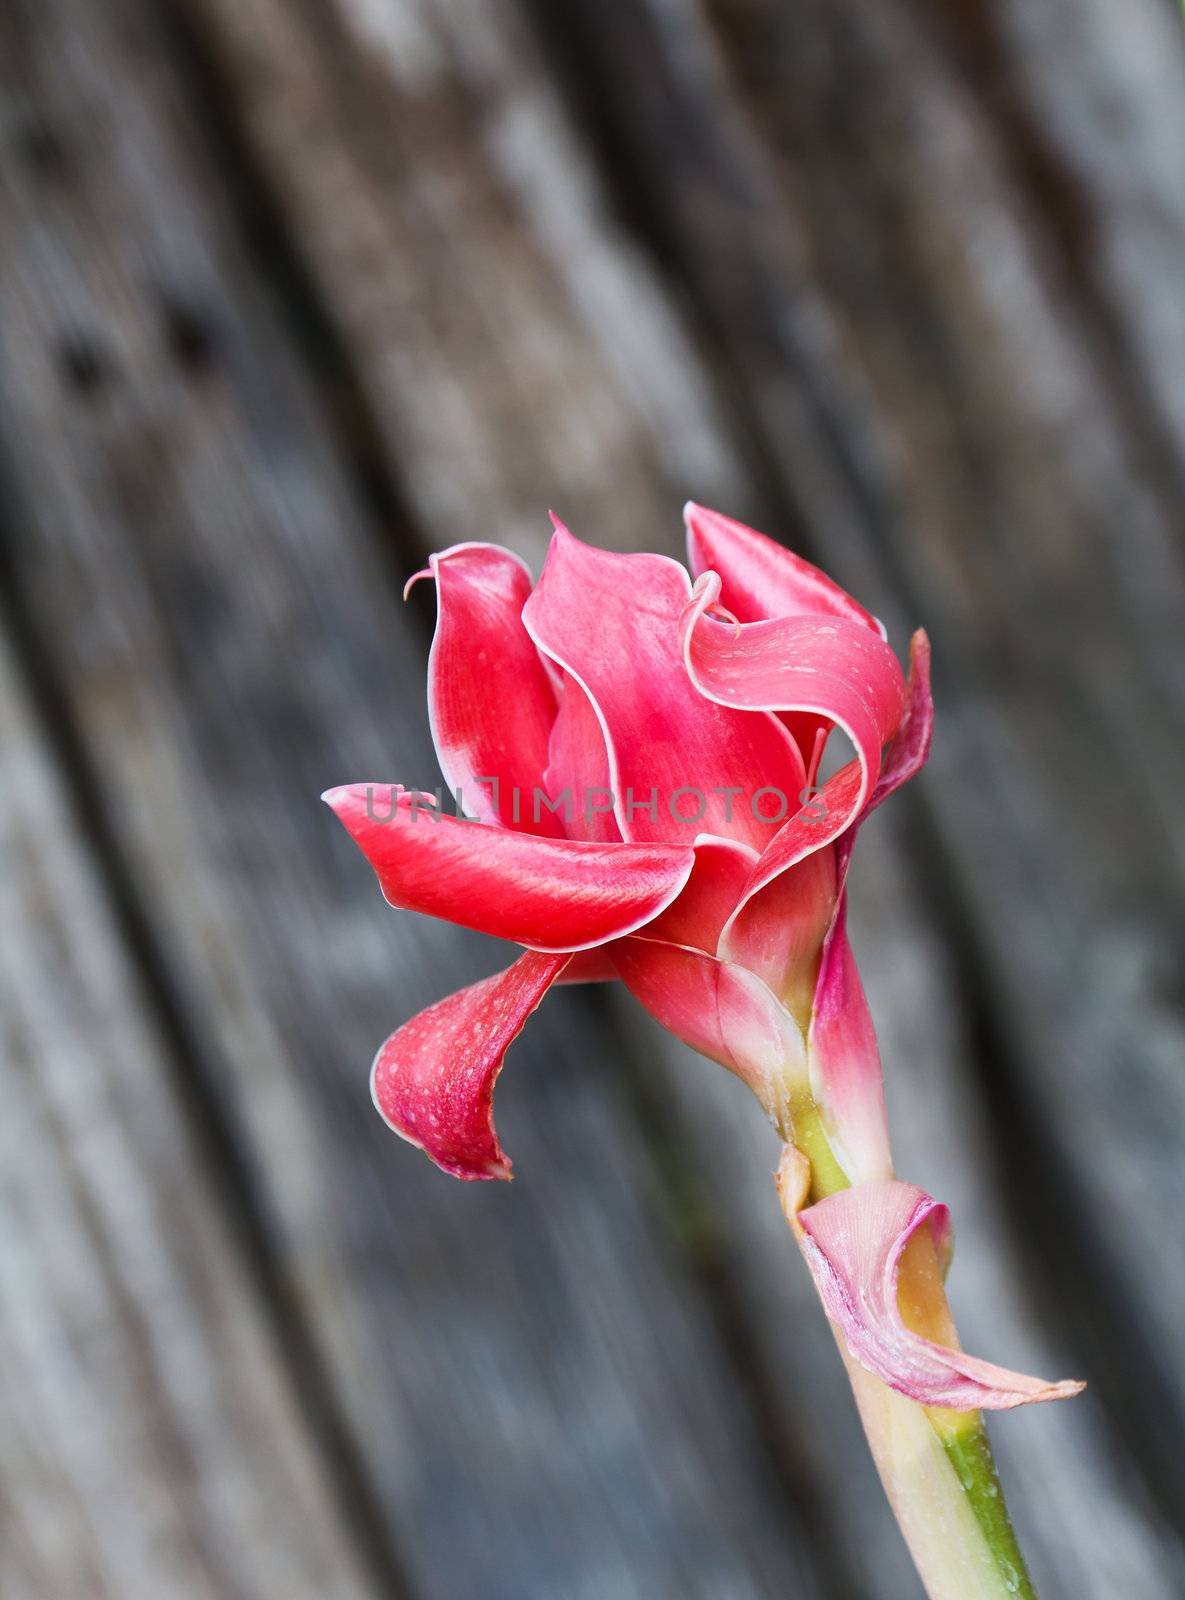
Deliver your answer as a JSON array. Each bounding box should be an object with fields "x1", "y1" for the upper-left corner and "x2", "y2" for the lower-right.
[
  {"x1": 411, "y1": 543, "x2": 563, "y2": 836},
  {"x1": 805, "y1": 896, "x2": 892, "y2": 1184},
  {"x1": 778, "y1": 710, "x2": 833, "y2": 775},
  {"x1": 543, "y1": 670, "x2": 622, "y2": 842},
  {"x1": 725, "y1": 632, "x2": 931, "y2": 1074},
  {"x1": 521, "y1": 518, "x2": 805, "y2": 853},
  {"x1": 684, "y1": 574, "x2": 904, "y2": 966},
  {"x1": 611, "y1": 937, "x2": 805, "y2": 1116},
  {"x1": 794, "y1": 1177, "x2": 1086, "y2": 1410},
  {"x1": 868, "y1": 629, "x2": 934, "y2": 814},
  {"x1": 323, "y1": 785, "x2": 693, "y2": 951},
  {"x1": 371, "y1": 950, "x2": 570, "y2": 1179},
  {"x1": 723, "y1": 760, "x2": 866, "y2": 954},
  {"x1": 556, "y1": 948, "x2": 618, "y2": 983},
  {"x1": 644, "y1": 834, "x2": 756, "y2": 953},
  {"x1": 682, "y1": 570, "x2": 904, "y2": 835},
  {"x1": 719, "y1": 841, "x2": 839, "y2": 1027},
  {"x1": 684, "y1": 503, "x2": 883, "y2": 634}
]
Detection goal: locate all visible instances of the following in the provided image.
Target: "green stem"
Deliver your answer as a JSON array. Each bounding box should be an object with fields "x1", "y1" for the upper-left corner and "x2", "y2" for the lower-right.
[
  {"x1": 791, "y1": 1098, "x2": 1038, "y2": 1600},
  {"x1": 942, "y1": 1423, "x2": 1035, "y2": 1599}
]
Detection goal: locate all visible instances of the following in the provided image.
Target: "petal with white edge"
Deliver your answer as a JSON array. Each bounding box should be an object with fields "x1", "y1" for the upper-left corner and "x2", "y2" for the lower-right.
[
  {"x1": 411, "y1": 543, "x2": 562, "y2": 836},
  {"x1": 684, "y1": 503, "x2": 884, "y2": 634},
  {"x1": 682, "y1": 570, "x2": 904, "y2": 843},
  {"x1": 522, "y1": 517, "x2": 804, "y2": 852},
  {"x1": 323, "y1": 785, "x2": 693, "y2": 951},
  {"x1": 867, "y1": 629, "x2": 934, "y2": 815},
  {"x1": 544, "y1": 669, "x2": 621, "y2": 842},
  {"x1": 791, "y1": 1175, "x2": 1086, "y2": 1410},
  {"x1": 371, "y1": 951, "x2": 570, "y2": 1180}
]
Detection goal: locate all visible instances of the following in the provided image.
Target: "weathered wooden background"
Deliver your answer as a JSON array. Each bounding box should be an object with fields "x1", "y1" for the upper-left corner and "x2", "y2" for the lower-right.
[{"x1": 2, "y1": 0, "x2": 1184, "y2": 1596}]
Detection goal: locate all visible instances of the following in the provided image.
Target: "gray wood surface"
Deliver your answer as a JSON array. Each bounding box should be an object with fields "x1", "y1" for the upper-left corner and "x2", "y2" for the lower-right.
[{"x1": 1, "y1": 0, "x2": 1183, "y2": 1596}]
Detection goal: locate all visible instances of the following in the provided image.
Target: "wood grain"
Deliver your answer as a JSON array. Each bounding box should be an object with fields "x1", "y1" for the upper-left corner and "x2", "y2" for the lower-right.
[
  {"x1": 0, "y1": 628, "x2": 377, "y2": 1600},
  {"x1": 2, "y1": 0, "x2": 1183, "y2": 1594}
]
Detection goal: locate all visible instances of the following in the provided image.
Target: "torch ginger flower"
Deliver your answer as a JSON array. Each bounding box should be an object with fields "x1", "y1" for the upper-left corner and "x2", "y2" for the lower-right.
[{"x1": 324, "y1": 505, "x2": 1083, "y2": 1600}]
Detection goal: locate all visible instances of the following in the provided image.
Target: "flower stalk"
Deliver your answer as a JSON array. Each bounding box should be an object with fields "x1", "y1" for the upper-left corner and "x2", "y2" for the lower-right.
[
  {"x1": 324, "y1": 502, "x2": 1085, "y2": 1599},
  {"x1": 781, "y1": 1110, "x2": 1038, "y2": 1599}
]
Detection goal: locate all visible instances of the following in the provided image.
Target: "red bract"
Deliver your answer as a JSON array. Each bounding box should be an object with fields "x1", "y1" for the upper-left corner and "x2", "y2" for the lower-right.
[
  {"x1": 325, "y1": 504, "x2": 919, "y2": 1182},
  {"x1": 324, "y1": 503, "x2": 1084, "y2": 1415}
]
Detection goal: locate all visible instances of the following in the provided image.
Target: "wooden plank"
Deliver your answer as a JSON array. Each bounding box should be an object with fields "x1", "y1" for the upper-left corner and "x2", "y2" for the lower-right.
[
  {"x1": 163, "y1": 0, "x2": 746, "y2": 561},
  {"x1": 31, "y1": 0, "x2": 1178, "y2": 1592},
  {"x1": 0, "y1": 635, "x2": 377, "y2": 1600},
  {"x1": 922, "y1": 0, "x2": 1185, "y2": 498},
  {"x1": 5, "y1": 0, "x2": 1181, "y2": 1594},
  {"x1": 0, "y1": 2, "x2": 846, "y2": 1595},
  {"x1": 157, "y1": 0, "x2": 1183, "y2": 1580}
]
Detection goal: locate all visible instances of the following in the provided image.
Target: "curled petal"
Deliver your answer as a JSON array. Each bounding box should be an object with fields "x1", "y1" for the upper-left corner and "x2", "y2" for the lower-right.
[
  {"x1": 684, "y1": 503, "x2": 883, "y2": 634},
  {"x1": 723, "y1": 761, "x2": 864, "y2": 954},
  {"x1": 323, "y1": 785, "x2": 693, "y2": 951},
  {"x1": 727, "y1": 634, "x2": 932, "y2": 1151},
  {"x1": 868, "y1": 629, "x2": 934, "y2": 814},
  {"x1": 611, "y1": 937, "x2": 805, "y2": 1117},
  {"x1": 787, "y1": 1170, "x2": 1086, "y2": 1410},
  {"x1": 371, "y1": 951, "x2": 570, "y2": 1179},
  {"x1": 683, "y1": 571, "x2": 904, "y2": 836},
  {"x1": 789, "y1": 631, "x2": 932, "y2": 900},
  {"x1": 522, "y1": 518, "x2": 804, "y2": 852},
  {"x1": 775, "y1": 1161, "x2": 1024, "y2": 1600},
  {"x1": 414, "y1": 543, "x2": 562, "y2": 836},
  {"x1": 686, "y1": 571, "x2": 904, "y2": 969}
]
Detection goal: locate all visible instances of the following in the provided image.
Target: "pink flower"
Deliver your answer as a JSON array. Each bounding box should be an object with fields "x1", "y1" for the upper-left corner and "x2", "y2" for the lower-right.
[
  {"x1": 324, "y1": 505, "x2": 1081, "y2": 1414},
  {"x1": 326, "y1": 505, "x2": 912, "y2": 1171}
]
